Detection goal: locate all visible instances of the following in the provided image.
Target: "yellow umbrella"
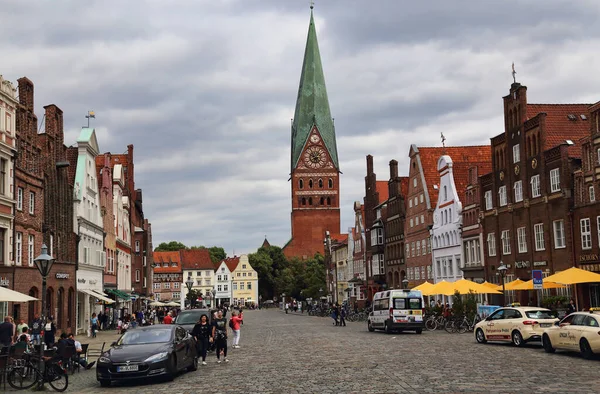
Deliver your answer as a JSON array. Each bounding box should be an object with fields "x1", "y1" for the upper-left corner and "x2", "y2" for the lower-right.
[
  {"x1": 499, "y1": 278, "x2": 525, "y2": 291},
  {"x1": 428, "y1": 280, "x2": 456, "y2": 296},
  {"x1": 453, "y1": 279, "x2": 501, "y2": 294},
  {"x1": 481, "y1": 281, "x2": 499, "y2": 289},
  {"x1": 412, "y1": 281, "x2": 434, "y2": 292},
  {"x1": 512, "y1": 279, "x2": 567, "y2": 291},
  {"x1": 544, "y1": 267, "x2": 600, "y2": 285}
]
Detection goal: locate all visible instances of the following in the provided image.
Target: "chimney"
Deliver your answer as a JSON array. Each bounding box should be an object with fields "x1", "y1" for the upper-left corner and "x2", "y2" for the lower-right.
[
  {"x1": 43, "y1": 104, "x2": 63, "y2": 137},
  {"x1": 366, "y1": 155, "x2": 374, "y2": 174},
  {"x1": 389, "y1": 159, "x2": 398, "y2": 179},
  {"x1": 17, "y1": 77, "x2": 34, "y2": 110}
]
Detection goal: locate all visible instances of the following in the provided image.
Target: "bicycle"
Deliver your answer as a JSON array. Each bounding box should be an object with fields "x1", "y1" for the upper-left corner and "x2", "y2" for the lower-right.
[
  {"x1": 8, "y1": 353, "x2": 69, "y2": 392},
  {"x1": 456, "y1": 314, "x2": 482, "y2": 334}
]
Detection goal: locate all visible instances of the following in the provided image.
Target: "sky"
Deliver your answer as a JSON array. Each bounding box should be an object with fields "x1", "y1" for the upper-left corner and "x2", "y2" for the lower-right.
[{"x1": 2, "y1": 0, "x2": 600, "y2": 256}]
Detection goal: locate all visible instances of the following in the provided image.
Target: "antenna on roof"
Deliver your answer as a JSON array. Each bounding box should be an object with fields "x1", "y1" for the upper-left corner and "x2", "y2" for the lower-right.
[
  {"x1": 85, "y1": 110, "x2": 95, "y2": 128},
  {"x1": 512, "y1": 62, "x2": 517, "y2": 84}
]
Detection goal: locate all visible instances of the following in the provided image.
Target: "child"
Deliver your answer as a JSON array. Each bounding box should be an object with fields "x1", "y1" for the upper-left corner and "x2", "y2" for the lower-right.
[{"x1": 117, "y1": 318, "x2": 122, "y2": 334}]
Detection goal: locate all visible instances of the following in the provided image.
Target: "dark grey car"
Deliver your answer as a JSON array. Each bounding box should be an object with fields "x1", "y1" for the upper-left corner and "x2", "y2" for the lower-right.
[{"x1": 174, "y1": 309, "x2": 212, "y2": 334}]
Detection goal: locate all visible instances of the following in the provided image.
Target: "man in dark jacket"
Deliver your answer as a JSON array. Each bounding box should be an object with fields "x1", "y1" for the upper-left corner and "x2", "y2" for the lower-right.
[{"x1": 0, "y1": 316, "x2": 14, "y2": 347}]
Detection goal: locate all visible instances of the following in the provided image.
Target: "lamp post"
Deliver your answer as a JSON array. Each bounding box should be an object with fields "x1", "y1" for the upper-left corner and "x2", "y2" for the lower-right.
[
  {"x1": 185, "y1": 279, "x2": 194, "y2": 309},
  {"x1": 497, "y1": 261, "x2": 508, "y2": 306},
  {"x1": 402, "y1": 278, "x2": 409, "y2": 290},
  {"x1": 34, "y1": 244, "x2": 55, "y2": 330}
]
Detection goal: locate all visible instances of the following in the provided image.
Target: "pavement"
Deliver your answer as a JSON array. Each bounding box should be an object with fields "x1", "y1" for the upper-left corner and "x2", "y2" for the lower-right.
[{"x1": 6, "y1": 309, "x2": 600, "y2": 393}]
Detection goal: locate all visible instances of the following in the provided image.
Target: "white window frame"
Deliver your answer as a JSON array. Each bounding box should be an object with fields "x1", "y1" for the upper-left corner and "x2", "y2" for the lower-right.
[
  {"x1": 553, "y1": 220, "x2": 566, "y2": 249},
  {"x1": 517, "y1": 227, "x2": 527, "y2": 253},
  {"x1": 487, "y1": 233, "x2": 496, "y2": 256},
  {"x1": 531, "y1": 175, "x2": 541, "y2": 198},
  {"x1": 597, "y1": 148, "x2": 600, "y2": 165},
  {"x1": 17, "y1": 188, "x2": 23, "y2": 211},
  {"x1": 514, "y1": 181, "x2": 523, "y2": 202},
  {"x1": 29, "y1": 192, "x2": 35, "y2": 215},
  {"x1": 49, "y1": 234, "x2": 53, "y2": 258},
  {"x1": 135, "y1": 240, "x2": 140, "y2": 252},
  {"x1": 590, "y1": 186, "x2": 596, "y2": 203},
  {"x1": 498, "y1": 186, "x2": 507, "y2": 206},
  {"x1": 409, "y1": 199, "x2": 412, "y2": 208},
  {"x1": 581, "y1": 218, "x2": 592, "y2": 250},
  {"x1": 550, "y1": 168, "x2": 560, "y2": 193},
  {"x1": 513, "y1": 144, "x2": 520, "y2": 163},
  {"x1": 28, "y1": 235, "x2": 34, "y2": 266},
  {"x1": 16, "y1": 232, "x2": 22, "y2": 265},
  {"x1": 501, "y1": 230, "x2": 511, "y2": 255},
  {"x1": 534, "y1": 223, "x2": 545, "y2": 251},
  {"x1": 484, "y1": 190, "x2": 492, "y2": 210},
  {"x1": 135, "y1": 269, "x2": 140, "y2": 282}
]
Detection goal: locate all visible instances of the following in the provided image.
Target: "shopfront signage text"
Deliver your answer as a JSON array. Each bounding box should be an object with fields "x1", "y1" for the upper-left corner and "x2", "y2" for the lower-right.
[
  {"x1": 515, "y1": 261, "x2": 530, "y2": 269},
  {"x1": 77, "y1": 278, "x2": 86, "y2": 283},
  {"x1": 533, "y1": 261, "x2": 547, "y2": 267},
  {"x1": 580, "y1": 254, "x2": 598, "y2": 263},
  {"x1": 56, "y1": 273, "x2": 70, "y2": 279},
  {"x1": 89, "y1": 279, "x2": 97, "y2": 285}
]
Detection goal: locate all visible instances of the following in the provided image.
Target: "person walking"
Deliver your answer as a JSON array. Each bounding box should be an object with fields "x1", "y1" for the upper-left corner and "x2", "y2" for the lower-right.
[
  {"x1": 30, "y1": 314, "x2": 43, "y2": 345},
  {"x1": 91, "y1": 313, "x2": 99, "y2": 338},
  {"x1": 339, "y1": 307, "x2": 346, "y2": 327},
  {"x1": 163, "y1": 312, "x2": 173, "y2": 324},
  {"x1": 331, "y1": 304, "x2": 339, "y2": 326},
  {"x1": 211, "y1": 310, "x2": 228, "y2": 363},
  {"x1": 191, "y1": 314, "x2": 212, "y2": 366},
  {"x1": 0, "y1": 316, "x2": 14, "y2": 347},
  {"x1": 43, "y1": 317, "x2": 56, "y2": 348},
  {"x1": 230, "y1": 310, "x2": 243, "y2": 349},
  {"x1": 567, "y1": 299, "x2": 576, "y2": 315}
]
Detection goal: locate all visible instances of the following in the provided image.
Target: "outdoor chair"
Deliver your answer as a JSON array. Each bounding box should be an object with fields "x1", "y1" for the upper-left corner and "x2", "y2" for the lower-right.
[{"x1": 0, "y1": 346, "x2": 10, "y2": 390}]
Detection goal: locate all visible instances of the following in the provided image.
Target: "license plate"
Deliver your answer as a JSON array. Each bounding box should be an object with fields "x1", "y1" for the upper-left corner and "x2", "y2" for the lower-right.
[
  {"x1": 540, "y1": 323, "x2": 552, "y2": 328},
  {"x1": 117, "y1": 365, "x2": 139, "y2": 372}
]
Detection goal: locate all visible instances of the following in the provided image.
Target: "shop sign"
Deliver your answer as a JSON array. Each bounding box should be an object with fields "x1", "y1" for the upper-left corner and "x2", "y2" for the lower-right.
[
  {"x1": 581, "y1": 263, "x2": 600, "y2": 272},
  {"x1": 580, "y1": 254, "x2": 598, "y2": 263},
  {"x1": 56, "y1": 273, "x2": 70, "y2": 279},
  {"x1": 89, "y1": 279, "x2": 98, "y2": 285},
  {"x1": 77, "y1": 278, "x2": 86, "y2": 283},
  {"x1": 533, "y1": 261, "x2": 547, "y2": 267},
  {"x1": 0, "y1": 277, "x2": 9, "y2": 287},
  {"x1": 515, "y1": 261, "x2": 530, "y2": 269}
]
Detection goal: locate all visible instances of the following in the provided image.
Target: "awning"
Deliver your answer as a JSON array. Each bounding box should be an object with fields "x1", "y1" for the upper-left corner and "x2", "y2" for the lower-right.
[
  {"x1": 90, "y1": 290, "x2": 115, "y2": 303},
  {"x1": 106, "y1": 289, "x2": 131, "y2": 300},
  {"x1": 79, "y1": 289, "x2": 115, "y2": 304}
]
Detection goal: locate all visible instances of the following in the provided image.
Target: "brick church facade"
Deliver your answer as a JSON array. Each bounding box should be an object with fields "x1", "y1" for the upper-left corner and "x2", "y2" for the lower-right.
[{"x1": 283, "y1": 8, "x2": 341, "y2": 260}]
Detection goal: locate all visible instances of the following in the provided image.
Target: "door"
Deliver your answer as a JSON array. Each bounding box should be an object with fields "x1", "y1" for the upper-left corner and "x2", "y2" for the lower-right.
[
  {"x1": 555, "y1": 314, "x2": 578, "y2": 349},
  {"x1": 568, "y1": 314, "x2": 586, "y2": 347},
  {"x1": 484, "y1": 309, "x2": 506, "y2": 340},
  {"x1": 503, "y1": 308, "x2": 522, "y2": 335},
  {"x1": 174, "y1": 327, "x2": 187, "y2": 368}
]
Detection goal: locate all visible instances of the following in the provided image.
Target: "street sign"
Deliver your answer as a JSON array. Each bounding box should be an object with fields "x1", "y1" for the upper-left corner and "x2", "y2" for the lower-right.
[{"x1": 532, "y1": 270, "x2": 543, "y2": 290}]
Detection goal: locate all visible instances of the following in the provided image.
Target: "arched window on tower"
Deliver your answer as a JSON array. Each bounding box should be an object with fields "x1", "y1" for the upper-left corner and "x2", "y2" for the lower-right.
[
  {"x1": 320, "y1": 197, "x2": 324, "y2": 205},
  {"x1": 308, "y1": 197, "x2": 313, "y2": 205},
  {"x1": 318, "y1": 178, "x2": 323, "y2": 188},
  {"x1": 328, "y1": 178, "x2": 333, "y2": 188},
  {"x1": 299, "y1": 179, "x2": 304, "y2": 189},
  {"x1": 301, "y1": 198, "x2": 306, "y2": 206},
  {"x1": 327, "y1": 197, "x2": 331, "y2": 205},
  {"x1": 309, "y1": 179, "x2": 313, "y2": 189}
]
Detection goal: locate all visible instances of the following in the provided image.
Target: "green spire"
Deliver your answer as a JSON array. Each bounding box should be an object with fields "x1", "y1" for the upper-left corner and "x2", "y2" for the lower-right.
[{"x1": 291, "y1": 9, "x2": 339, "y2": 171}]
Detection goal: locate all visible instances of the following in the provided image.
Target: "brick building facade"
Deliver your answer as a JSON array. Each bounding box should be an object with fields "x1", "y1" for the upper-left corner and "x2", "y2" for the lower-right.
[
  {"x1": 481, "y1": 81, "x2": 590, "y2": 305},
  {"x1": 384, "y1": 160, "x2": 408, "y2": 289},
  {"x1": 152, "y1": 251, "x2": 182, "y2": 302}
]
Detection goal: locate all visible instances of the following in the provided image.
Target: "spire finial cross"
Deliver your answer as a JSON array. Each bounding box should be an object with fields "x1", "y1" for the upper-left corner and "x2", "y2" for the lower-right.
[
  {"x1": 310, "y1": 0, "x2": 314, "y2": 9},
  {"x1": 512, "y1": 62, "x2": 517, "y2": 84},
  {"x1": 441, "y1": 132, "x2": 446, "y2": 148}
]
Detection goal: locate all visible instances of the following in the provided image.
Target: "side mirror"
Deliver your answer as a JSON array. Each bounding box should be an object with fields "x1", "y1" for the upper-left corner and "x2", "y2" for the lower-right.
[{"x1": 111, "y1": 341, "x2": 118, "y2": 347}]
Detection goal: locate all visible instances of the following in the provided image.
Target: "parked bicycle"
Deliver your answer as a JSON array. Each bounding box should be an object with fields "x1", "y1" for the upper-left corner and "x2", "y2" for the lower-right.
[{"x1": 8, "y1": 353, "x2": 69, "y2": 392}]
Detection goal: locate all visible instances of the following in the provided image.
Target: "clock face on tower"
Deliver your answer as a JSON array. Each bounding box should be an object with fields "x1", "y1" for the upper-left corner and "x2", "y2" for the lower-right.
[
  {"x1": 303, "y1": 146, "x2": 327, "y2": 169},
  {"x1": 310, "y1": 134, "x2": 320, "y2": 144}
]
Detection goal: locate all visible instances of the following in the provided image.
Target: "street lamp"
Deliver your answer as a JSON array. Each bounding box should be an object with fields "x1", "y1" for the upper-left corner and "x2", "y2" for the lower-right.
[
  {"x1": 185, "y1": 279, "x2": 194, "y2": 309},
  {"x1": 402, "y1": 278, "x2": 409, "y2": 290},
  {"x1": 497, "y1": 261, "x2": 508, "y2": 306},
  {"x1": 34, "y1": 244, "x2": 55, "y2": 327}
]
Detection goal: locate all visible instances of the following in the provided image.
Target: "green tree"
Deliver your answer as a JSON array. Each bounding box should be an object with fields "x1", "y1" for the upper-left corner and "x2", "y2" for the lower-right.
[
  {"x1": 451, "y1": 290, "x2": 465, "y2": 316},
  {"x1": 301, "y1": 254, "x2": 326, "y2": 299},
  {"x1": 249, "y1": 250, "x2": 275, "y2": 300},
  {"x1": 464, "y1": 291, "x2": 478, "y2": 320},
  {"x1": 154, "y1": 241, "x2": 187, "y2": 251}
]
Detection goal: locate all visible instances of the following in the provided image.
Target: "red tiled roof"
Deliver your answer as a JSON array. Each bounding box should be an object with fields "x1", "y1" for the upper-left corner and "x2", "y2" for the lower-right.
[
  {"x1": 222, "y1": 256, "x2": 240, "y2": 273},
  {"x1": 399, "y1": 177, "x2": 409, "y2": 198},
  {"x1": 416, "y1": 146, "x2": 491, "y2": 206},
  {"x1": 330, "y1": 233, "x2": 348, "y2": 243},
  {"x1": 526, "y1": 104, "x2": 591, "y2": 157},
  {"x1": 376, "y1": 181, "x2": 389, "y2": 203},
  {"x1": 180, "y1": 249, "x2": 213, "y2": 270},
  {"x1": 153, "y1": 251, "x2": 182, "y2": 273}
]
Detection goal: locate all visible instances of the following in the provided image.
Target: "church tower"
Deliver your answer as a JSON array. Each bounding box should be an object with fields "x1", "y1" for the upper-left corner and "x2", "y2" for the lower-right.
[{"x1": 283, "y1": 7, "x2": 341, "y2": 260}]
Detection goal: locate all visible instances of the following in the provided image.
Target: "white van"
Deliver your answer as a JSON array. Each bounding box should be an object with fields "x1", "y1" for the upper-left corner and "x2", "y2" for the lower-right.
[{"x1": 367, "y1": 289, "x2": 425, "y2": 334}]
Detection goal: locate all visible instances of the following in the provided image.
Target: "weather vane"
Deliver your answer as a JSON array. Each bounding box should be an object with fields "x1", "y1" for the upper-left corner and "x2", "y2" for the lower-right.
[
  {"x1": 310, "y1": 0, "x2": 314, "y2": 9},
  {"x1": 441, "y1": 132, "x2": 446, "y2": 148},
  {"x1": 85, "y1": 110, "x2": 95, "y2": 128},
  {"x1": 512, "y1": 62, "x2": 517, "y2": 84}
]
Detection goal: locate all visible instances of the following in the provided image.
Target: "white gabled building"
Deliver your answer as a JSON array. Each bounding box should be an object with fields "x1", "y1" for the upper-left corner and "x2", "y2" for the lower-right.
[
  {"x1": 431, "y1": 155, "x2": 464, "y2": 296},
  {"x1": 73, "y1": 128, "x2": 107, "y2": 334},
  {"x1": 215, "y1": 258, "x2": 236, "y2": 307}
]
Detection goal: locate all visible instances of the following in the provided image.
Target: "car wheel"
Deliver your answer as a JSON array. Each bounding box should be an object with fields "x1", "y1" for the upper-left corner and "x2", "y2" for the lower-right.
[
  {"x1": 580, "y1": 338, "x2": 594, "y2": 360},
  {"x1": 415, "y1": 329, "x2": 422, "y2": 334},
  {"x1": 187, "y1": 356, "x2": 198, "y2": 372},
  {"x1": 475, "y1": 328, "x2": 487, "y2": 344},
  {"x1": 166, "y1": 355, "x2": 177, "y2": 381},
  {"x1": 99, "y1": 380, "x2": 111, "y2": 388},
  {"x1": 367, "y1": 321, "x2": 375, "y2": 332},
  {"x1": 542, "y1": 334, "x2": 555, "y2": 353},
  {"x1": 385, "y1": 322, "x2": 393, "y2": 334},
  {"x1": 512, "y1": 330, "x2": 524, "y2": 347}
]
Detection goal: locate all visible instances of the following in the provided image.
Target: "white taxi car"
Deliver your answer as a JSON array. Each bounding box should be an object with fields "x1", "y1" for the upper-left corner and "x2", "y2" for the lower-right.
[
  {"x1": 475, "y1": 307, "x2": 558, "y2": 346},
  {"x1": 542, "y1": 310, "x2": 600, "y2": 359}
]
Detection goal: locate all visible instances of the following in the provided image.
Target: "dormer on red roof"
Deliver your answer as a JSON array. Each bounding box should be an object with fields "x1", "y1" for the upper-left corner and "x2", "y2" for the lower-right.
[{"x1": 153, "y1": 251, "x2": 182, "y2": 273}]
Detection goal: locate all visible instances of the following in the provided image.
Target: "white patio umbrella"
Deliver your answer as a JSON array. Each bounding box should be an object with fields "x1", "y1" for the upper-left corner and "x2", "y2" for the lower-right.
[
  {"x1": 0, "y1": 286, "x2": 38, "y2": 302},
  {"x1": 149, "y1": 301, "x2": 166, "y2": 307}
]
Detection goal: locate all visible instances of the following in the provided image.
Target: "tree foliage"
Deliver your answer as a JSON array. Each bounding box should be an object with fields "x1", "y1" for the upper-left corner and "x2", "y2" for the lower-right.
[
  {"x1": 154, "y1": 242, "x2": 226, "y2": 264},
  {"x1": 154, "y1": 241, "x2": 187, "y2": 251}
]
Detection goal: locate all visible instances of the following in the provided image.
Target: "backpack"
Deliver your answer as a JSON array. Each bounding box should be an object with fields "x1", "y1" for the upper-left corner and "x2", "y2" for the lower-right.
[{"x1": 228, "y1": 318, "x2": 234, "y2": 329}]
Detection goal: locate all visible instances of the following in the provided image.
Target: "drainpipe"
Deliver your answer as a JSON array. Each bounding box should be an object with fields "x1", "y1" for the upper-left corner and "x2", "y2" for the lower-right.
[{"x1": 11, "y1": 155, "x2": 16, "y2": 295}]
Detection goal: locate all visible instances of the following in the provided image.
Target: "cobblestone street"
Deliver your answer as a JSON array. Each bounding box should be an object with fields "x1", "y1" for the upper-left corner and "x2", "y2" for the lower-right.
[{"x1": 9, "y1": 309, "x2": 599, "y2": 393}]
